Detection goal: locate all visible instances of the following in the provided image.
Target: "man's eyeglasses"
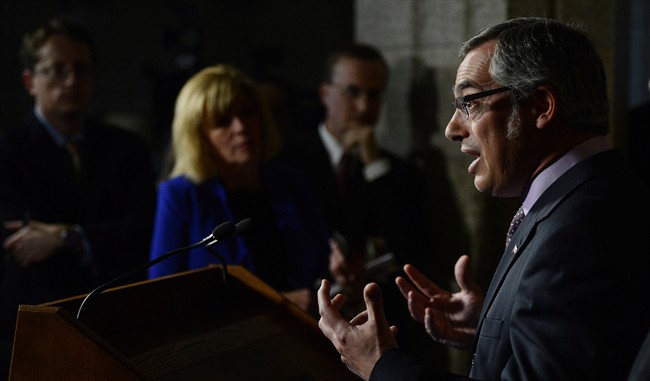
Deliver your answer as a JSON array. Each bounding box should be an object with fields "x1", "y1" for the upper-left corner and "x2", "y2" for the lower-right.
[
  {"x1": 32, "y1": 64, "x2": 94, "y2": 82},
  {"x1": 329, "y1": 82, "x2": 383, "y2": 102},
  {"x1": 453, "y1": 87, "x2": 511, "y2": 120}
]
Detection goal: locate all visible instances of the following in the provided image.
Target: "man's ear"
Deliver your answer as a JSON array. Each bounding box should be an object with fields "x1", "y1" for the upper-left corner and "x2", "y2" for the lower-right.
[
  {"x1": 318, "y1": 81, "x2": 330, "y2": 106},
  {"x1": 531, "y1": 85, "x2": 557, "y2": 129},
  {"x1": 22, "y1": 69, "x2": 37, "y2": 96}
]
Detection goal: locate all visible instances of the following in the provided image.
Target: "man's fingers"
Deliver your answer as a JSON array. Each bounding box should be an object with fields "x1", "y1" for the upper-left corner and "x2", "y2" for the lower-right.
[
  {"x1": 406, "y1": 290, "x2": 427, "y2": 322},
  {"x1": 454, "y1": 255, "x2": 478, "y2": 292},
  {"x1": 349, "y1": 310, "x2": 369, "y2": 326},
  {"x1": 403, "y1": 264, "x2": 444, "y2": 297},
  {"x1": 317, "y1": 279, "x2": 339, "y2": 337},
  {"x1": 423, "y1": 307, "x2": 440, "y2": 341},
  {"x1": 317, "y1": 279, "x2": 333, "y2": 311},
  {"x1": 395, "y1": 276, "x2": 414, "y2": 298},
  {"x1": 363, "y1": 283, "x2": 385, "y2": 326},
  {"x1": 403, "y1": 264, "x2": 431, "y2": 286},
  {"x1": 331, "y1": 293, "x2": 346, "y2": 310},
  {"x1": 318, "y1": 278, "x2": 348, "y2": 319}
]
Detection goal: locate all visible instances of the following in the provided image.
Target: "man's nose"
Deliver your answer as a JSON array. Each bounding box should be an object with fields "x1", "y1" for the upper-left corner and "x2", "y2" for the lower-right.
[
  {"x1": 354, "y1": 95, "x2": 370, "y2": 113},
  {"x1": 445, "y1": 110, "x2": 468, "y2": 142}
]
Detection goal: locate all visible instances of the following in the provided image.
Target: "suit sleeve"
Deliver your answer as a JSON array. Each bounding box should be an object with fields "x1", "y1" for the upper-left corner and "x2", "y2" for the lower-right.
[
  {"x1": 628, "y1": 329, "x2": 650, "y2": 381},
  {"x1": 370, "y1": 349, "x2": 470, "y2": 381}
]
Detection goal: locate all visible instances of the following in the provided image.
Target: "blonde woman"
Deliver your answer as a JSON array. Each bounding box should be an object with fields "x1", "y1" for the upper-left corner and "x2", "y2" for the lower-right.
[{"x1": 149, "y1": 65, "x2": 329, "y2": 312}]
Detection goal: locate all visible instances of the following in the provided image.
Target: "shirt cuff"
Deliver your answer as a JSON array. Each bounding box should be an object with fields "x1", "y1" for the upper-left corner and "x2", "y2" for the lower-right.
[
  {"x1": 364, "y1": 158, "x2": 391, "y2": 182},
  {"x1": 370, "y1": 348, "x2": 433, "y2": 381}
]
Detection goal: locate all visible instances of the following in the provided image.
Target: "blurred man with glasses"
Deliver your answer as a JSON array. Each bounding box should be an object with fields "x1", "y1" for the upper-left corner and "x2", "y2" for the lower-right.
[
  {"x1": 0, "y1": 18, "x2": 156, "y2": 376},
  {"x1": 278, "y1": 43, "x2": 454, "y2": 368}
]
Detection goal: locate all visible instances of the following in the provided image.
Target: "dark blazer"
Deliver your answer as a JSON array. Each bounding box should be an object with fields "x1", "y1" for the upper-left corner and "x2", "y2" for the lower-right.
[
  {"x1": 371, "y1": 149, "x2": 650, "y2": 380},
  {"x1": 0, "y1": 113, "x2": 156, "y2": 338},
  {"x1": 628, "y1": 328, "x2": 650, "y2": 381},
  {"x1": 276, "y1": 127, "x2": 438, "y2": 275},
  {"x1": 278, "y1": 127, "x2": 458, "y2": 367}
]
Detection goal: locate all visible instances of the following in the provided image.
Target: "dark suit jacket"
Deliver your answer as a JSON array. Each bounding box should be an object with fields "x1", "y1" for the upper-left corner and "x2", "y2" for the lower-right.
[
  {"x1": 277, "y1": 127, "x2": 439, "y2": 275},
  {"x1": 0, "y1": 113, "x2": 156, "y2": 338},
  {"x1": 278, "y1": 127, "x2": 459, "y2": 368},
  {"x1": 371, "y1": 149, "x2": 650, "y2": 380},
  {"x1": 628, "y1": 328, "x2": 650, "y2": 381}
]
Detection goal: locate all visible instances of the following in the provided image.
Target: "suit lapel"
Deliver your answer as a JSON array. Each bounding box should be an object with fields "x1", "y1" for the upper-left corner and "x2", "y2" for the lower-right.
[
  {"x1": 474, "y1": 211, "x2": 536, "y2": 341},
  {"x1": 472, "y1": 150, "x2": 619, "y2": 351}
]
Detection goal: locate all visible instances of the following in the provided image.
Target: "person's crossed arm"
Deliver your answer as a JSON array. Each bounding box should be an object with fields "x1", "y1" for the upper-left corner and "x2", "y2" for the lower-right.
[{"x1": 3, "y1": 220, "x2": 81, "y2": 267}]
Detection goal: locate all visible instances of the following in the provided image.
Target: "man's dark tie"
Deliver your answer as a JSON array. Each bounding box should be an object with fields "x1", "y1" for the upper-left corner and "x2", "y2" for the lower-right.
[
  {"x1": 65, "y1": 140, "x2": 81, "y2": 174},
  {"x1": 337, "y1": 152, "x2": 351, "y2": 195},
  {"x1": 506, "y1": 205, "x2": 525, "y2": 246}
]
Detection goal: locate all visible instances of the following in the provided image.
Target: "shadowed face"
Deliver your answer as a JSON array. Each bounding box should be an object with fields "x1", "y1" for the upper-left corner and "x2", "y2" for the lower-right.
[
  {"x1": 205, "y1": 94, "x2": 263, "y2": 168},
  {"x1": 320, "y1": 57, "x2": 385, "y2": 140},
  {"x1": 23, "y1": 34, "x2": 94, "y2": 122}
]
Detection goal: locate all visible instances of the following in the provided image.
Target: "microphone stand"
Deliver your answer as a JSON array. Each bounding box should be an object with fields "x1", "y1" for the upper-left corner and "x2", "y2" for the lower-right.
[
  {"x1": 205, "y1": 218, "x2": 253, "y2": 307},
  {"x1": 205, "y1": 241, "x2": 228, "y2": 284},
  {"x1": 76, "y1": 221, "x2": 237, "y2": 320},
  {"x1": 205, "y1": 218, "x2": 253, "y2": 292}
]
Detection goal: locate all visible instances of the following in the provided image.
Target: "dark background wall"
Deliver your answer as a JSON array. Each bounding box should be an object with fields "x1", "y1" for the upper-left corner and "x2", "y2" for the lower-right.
[
  {"x1": 628, "y1": 0, "x2": 650, "y2": 109},
  {"x1": 2, "y1": 0, "x2": 649, "y2": 152},
  {"x1": 0, "y1": 0, "x2": 354, "y2": 163}
]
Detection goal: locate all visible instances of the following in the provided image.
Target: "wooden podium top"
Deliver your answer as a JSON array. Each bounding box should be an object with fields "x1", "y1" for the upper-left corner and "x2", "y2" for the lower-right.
[{"x1": 9, "y1": 265, "x2": 358, "y2": 381}]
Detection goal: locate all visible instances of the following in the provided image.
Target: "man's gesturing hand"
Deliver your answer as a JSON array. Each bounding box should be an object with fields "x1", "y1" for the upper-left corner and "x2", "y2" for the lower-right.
[
  {"x1": 395, "y1": 255, "x2": 484, "y2": 349},
  {"x1": 317, "y1": 279, "x2": 398, "y2": 380}
]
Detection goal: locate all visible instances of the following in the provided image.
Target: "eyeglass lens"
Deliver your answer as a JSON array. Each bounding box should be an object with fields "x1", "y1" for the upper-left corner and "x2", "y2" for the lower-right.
[
  {"x1": 331, "y1": 82, "x2": 382, "y2": 102},
  {"x1": 34, "y1": 64, "x2": 93, "y2": 81},
  {"x1": 453, "y1": 86, "x2": 510, "y2": 120}
]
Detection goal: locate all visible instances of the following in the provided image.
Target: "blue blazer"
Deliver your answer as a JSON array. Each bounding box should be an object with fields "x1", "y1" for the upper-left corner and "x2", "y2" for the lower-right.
[
  {"x1": 371, "y1": 150, "x2": 650, "y2": 381},
  {"x1": 148, "y1": 162, "x2": 330, "y2": 291}
]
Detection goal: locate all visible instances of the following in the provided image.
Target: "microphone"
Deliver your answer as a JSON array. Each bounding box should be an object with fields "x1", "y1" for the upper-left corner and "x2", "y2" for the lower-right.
[
  {"x1": 204, "y1": 218, "x2": 252, "y2": 283},
  {"x1": 197, "y1": 220, "x2": 238, "y2": 247},
  {"x1": 76, "y1": 220, "x2": 240, "y2": 320}
]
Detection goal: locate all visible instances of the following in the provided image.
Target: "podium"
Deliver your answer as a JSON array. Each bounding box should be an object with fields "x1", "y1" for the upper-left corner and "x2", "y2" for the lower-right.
[{"x1": 9, "y1": 265, "x2": 358, "y2": 380}]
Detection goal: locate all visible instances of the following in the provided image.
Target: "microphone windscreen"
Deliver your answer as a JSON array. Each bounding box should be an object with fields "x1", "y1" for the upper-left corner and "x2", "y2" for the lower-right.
[
  {"x1": 211, "y1": 221, "x2": 236, "y2": 240},
  {"x1": 235, "y1": 218, "x2": 252, "y2": 236}
]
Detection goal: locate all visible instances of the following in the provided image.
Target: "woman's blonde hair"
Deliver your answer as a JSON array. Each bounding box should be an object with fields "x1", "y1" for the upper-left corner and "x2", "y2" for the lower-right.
[{"x1": 168, "y1": 64, "x2": 280, "y2": 183}]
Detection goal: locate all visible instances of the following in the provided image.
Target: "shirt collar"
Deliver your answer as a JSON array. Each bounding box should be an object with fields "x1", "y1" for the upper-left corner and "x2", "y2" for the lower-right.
[
  {"x1": 523, "y1": 136, "x2": 610, "y2": 214},
  {"x1": 34, "y1": 107, "x2": 83, "y2": 146},
  {"x1": 318, "y1": 122, "x2": 344, "y2": 169}
]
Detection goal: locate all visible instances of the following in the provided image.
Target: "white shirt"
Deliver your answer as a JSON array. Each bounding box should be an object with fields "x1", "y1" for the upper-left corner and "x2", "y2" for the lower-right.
[{"x1": 317, "y1": 123, "x2": 391, "y2": 182}]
